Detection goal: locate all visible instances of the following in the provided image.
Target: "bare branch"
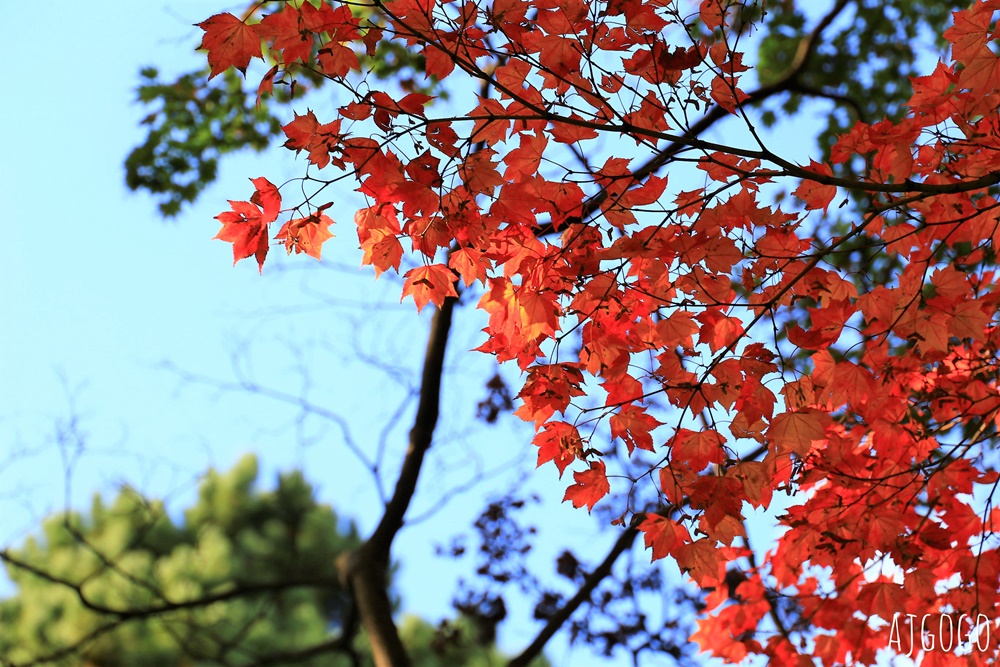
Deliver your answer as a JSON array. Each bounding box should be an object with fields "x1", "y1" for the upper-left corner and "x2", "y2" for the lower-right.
[
  {"x1": 369, "y1": 295, "x2": 457, "y2": 554},
  {"x1": 339, "y1": 295, "x2": 457, "y2": 667},
  {"x1": 508, "y1": 524, "x2": 639, "y2": 667}
]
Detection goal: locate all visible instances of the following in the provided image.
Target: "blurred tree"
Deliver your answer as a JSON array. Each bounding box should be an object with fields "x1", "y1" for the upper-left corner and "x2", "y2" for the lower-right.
[
  {"x1": 753, "y1": 0, "x2": 955, "y2": 158},
  {"x1": 0, "y1": 456, "x2": 536, "y2": 667},
  {"x1": 126, "y1": 68, "x2": 282, "y2": 218}
]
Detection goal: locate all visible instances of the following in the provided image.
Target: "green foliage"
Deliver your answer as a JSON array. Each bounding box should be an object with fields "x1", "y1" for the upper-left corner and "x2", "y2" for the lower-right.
[
  {"x1": 0, "y1": 456, "x2": 541, "y2": 666},
  {"x1": 0, "y1": 455, "x2": 357, "y2": 666},
  {"x1": 385, "y1": 616, "x2": 543, "y2": 667},
  {"x1": 755, "y1": 7, "x2": 806, "y2": 88},
  {"x1": 125, "y1": 68, "x2": 282, "y2": 217}
]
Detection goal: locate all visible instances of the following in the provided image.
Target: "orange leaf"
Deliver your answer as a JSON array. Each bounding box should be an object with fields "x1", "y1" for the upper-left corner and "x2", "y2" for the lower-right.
[
  {"x1": 672, "y1": 428, "x2": 726, "y2": 471},
  {"x1": 699, "y1": 0, "x2": 728, "y2": 30},
  {"x1": 675, "y1": 539, "x2": 724, "y2": 585},
  {"x1": 360, "y1": 229, "x2": 403, "y2": 277},
  {"x1": 515, "y1": 364, "x2": 586, "y2": 427},
  {"x1": 517, "y1": 288, "x2": 559, "y2": 340},
  {"x1": 691, "y1": 615, "x2": 754, "y2": 663},
  {"x1": 448, "y1": 247, "x2": 489, "y2": 287},
  {"x1": 655, "y1": 310, "x2": 700, "y2": 348},
  {"x1": 610, "y1": 404, "x2": 663, "y2": 455},
  {"x1": 275, "y1": 212, "x2": 335, "y2": 261},
  {"x1": 950, "y1": 300, "x2": 990, "y2": 339},
  {"x1": 401, "y1": 264, "x2": 459, "y2": 312},
  {"x1": 726, "y1": 460, "x2": 773, "y2": 509}
]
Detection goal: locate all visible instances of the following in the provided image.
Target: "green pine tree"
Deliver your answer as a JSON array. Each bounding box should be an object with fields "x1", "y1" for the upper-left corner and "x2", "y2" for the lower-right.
[{"x1": 0, "y1": 456, "x2": 538, "y2": 667}]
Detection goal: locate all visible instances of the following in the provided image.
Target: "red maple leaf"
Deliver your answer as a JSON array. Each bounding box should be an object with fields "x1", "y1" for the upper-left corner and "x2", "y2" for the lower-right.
[
  {"x1": 213, "y1": 177, "x2": 281, "y2": 272},
  {"x1": 792, "y1": 161, "x2": 837, "y2": 212},
  {"x1": 563, "y1": 460, "x2": 610, "y2": 512},
  {"x1": 710, "y1": 76, "x2": 748, "y2": 113},
  {"x1": 256, "y1": 65, "x2": 279, "y2": 105},
  {"x1": 943, "y1": 2, "x2": 994, "y2": 65},
  {"x1": 282, "y1": 112, "x2": 343, "y2": 169},
  {"x1": 533, "y1": 421, "x2": 583, "y2": 475},
  {"x1": 319, "y1": 43, "x2": 360, "y2": 78},
  {"x1": 196, "y1": 13, "x2": 262, "y2": 78},
  {"x1": 257, "y1": 6, "x2": 313, "y2": 66},
  {"x1": 639, "y1": 513, "x2": 688, "y2": 561},
  {"x1": 538, "y1": 35, "x2": 581, "y2": 77},
  {"x1": 190, "y1": 4, "x2": 1000, "y2": 663},
  {"x1": 503, "y1": 133, "x2": 547, "y2": 182},
  {"x1": 908, "y1": 62, "x2": 958, "y2": 121}
]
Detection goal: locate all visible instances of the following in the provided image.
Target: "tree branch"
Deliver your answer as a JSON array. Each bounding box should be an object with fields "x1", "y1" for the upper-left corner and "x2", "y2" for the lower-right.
[
  {"x1": 339, "y1": 295, "x2": 457, "y2": 667},
  {"x1": 533, "y1": 0, "x2": 853, "y2": 237},
  {"x1": 0, "y1": 548, "x2": 342, "y2": 620},
  {"x1": 369, "y1": 294, "x2": 457, "y2": 554},
  {"x1": 507, "y1": 524, "x2": 639, "y2": 667}
]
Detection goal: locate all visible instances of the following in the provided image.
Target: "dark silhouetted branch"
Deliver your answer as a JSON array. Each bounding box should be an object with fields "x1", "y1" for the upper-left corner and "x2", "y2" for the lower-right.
[
  {"x1": 340, "y1": 295, "x2": 457, "y2": 667},
  {"x1": 508, "y1": 525, "x2": 639, "y2": 667}
]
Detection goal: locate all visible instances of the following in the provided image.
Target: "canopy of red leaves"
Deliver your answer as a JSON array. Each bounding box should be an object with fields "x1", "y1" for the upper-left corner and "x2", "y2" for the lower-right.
[{"x1": 198, "y1": 0, "x2": 1000, "y2": 663}]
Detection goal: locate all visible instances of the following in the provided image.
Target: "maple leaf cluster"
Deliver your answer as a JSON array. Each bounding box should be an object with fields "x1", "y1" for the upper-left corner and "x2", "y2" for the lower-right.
[
  {"x1": 214, "y1": 177, "x2": 334, "y2": 272},
  {"x1": 198, "y1": 0, "x2": 1000, "y2": 663}
]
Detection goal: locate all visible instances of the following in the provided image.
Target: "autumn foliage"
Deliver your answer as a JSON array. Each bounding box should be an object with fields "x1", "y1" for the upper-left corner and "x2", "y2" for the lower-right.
[{"x1": 198, "y1": 0, "x2": 1000, "y2": 663}]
